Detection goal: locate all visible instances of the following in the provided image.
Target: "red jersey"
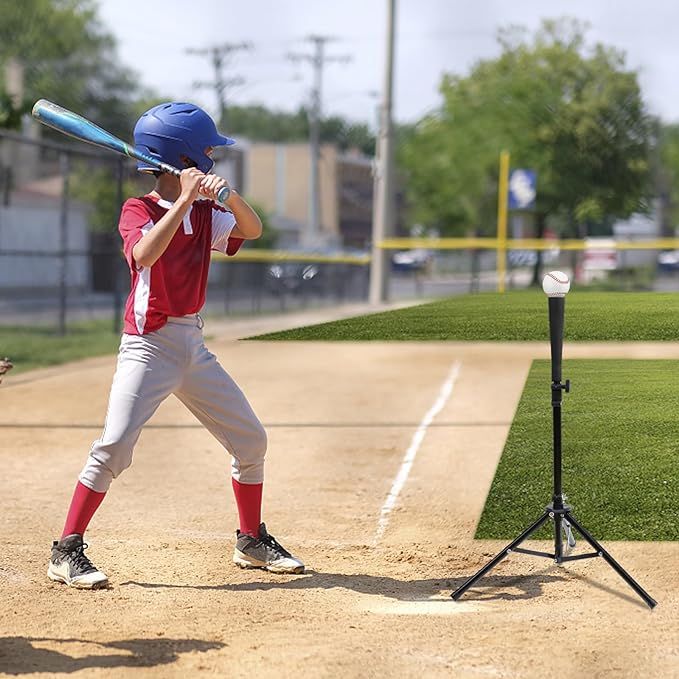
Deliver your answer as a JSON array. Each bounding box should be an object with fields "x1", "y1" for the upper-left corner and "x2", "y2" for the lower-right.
[{"x1": 118, "y1": 195, "x2": 240, "y2": 335}]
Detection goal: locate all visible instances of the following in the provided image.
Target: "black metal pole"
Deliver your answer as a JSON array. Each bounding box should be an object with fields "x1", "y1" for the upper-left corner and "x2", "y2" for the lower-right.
[
  {"x1": 548, "y1": 297, "x2": 564, "y2": 382},
  {"x1": 548, "y1": 296, "x2": 566, "y2": 510},
  {"x1": 552, "y1": 387, "x2": 563, "y2": 507},
  {"x1": 57, "y1": 152, "x2": 70, "y2": 336},
  {"x1": 112, "y1": 158, "x2": 124, "y2": 334}
]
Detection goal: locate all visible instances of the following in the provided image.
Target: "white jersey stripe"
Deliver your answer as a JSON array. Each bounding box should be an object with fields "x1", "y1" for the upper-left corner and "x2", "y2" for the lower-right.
[
  {"x1": 182, "y1": 205, "x2": 193, "y2": 235},
  {"x1": 211, "y1": 207, "x2": 236, "y2": 253},
  {"x1": 133, "y1": 223, "x2": 153, "y2": 334}
]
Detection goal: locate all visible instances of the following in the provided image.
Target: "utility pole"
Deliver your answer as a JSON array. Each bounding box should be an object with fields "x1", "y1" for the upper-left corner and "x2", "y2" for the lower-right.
[
  {"x1": 289, "y1": 36, "x2": 350, "y2": 247},
  {"x1": 369, "y1": 0, "x2": 397, "y2": 305},
  {"x1": 186, "y1": 42, "x2": 252, "y2": 129}
]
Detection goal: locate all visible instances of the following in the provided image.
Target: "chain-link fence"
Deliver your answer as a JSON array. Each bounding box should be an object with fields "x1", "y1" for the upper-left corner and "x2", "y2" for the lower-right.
[
  {"x1": 0, "y1": 128, "x2": 130, "y2": 332},
  {"x1": 0, "y1": 129, "x2": 371, "y2": 333},
  {"x1": 381, "y1": 238, "x2": 679, "y2": 298}
]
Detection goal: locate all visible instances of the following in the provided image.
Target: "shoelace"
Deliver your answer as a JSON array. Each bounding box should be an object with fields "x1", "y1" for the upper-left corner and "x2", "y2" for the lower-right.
[
  {"x1": 260, "y1": 532, "x2": 292, "y2": 558},
  {"x1": 68, "y1": 543, "x2": 97, "y2": 574}
]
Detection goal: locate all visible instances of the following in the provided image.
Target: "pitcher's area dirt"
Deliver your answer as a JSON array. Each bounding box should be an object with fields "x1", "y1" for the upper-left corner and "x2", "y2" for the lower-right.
[{"x1": 1, "y1": 340, "x2": 678, "y2": 678}]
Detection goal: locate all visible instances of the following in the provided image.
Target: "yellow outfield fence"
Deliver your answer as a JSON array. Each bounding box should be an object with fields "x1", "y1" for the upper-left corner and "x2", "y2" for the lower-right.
[
  {"x1": 209, "y1": 238, "x2": 679, "y2": 264},
  {"x1": 377, "y1": 238, "x2": 679, "y2": 251},
  {"x1": 212, "y1": 249, "x2": 371, "y2": 265},
  {"x1": 210, "y1": 238, "x2": 679, "y2": 268}
]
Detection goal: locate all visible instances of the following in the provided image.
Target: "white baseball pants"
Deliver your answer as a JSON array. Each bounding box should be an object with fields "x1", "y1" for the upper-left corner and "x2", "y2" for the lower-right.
[{"x1": 79, "y1": 315, "x2": 267, "y2": 492}]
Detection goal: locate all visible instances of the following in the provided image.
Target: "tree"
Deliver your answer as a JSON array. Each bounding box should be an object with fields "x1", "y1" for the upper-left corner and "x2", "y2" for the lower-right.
[
  {"x1": 225, "y1": 105, "x2": 308, "y2": 142},
  {"x1": 400, "y1": 18, "x2": 653, "y2": 282},
  {"x1": 0, "y1": 0, "x2": 145, "y2": 136},
  {"x1": 244, "y1": 199, "x2": 278, "y2": 249},
  {"x1": 0, "y1": 90, "x2": 26, "y2": 130},
  {"x1": 224, "y1": 104, "x2": 376, "y2": 155},
  {"x1": 71, "y1": 163, "x2": 139, "y2": 232}
]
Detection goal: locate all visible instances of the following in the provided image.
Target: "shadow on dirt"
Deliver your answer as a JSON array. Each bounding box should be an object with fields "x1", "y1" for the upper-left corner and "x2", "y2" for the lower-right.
[
  {"x1": 0, "y1": 637, "x2": 223, "y2": 675},
  {"x1": 120, "y1": 568, "x2": 571, "y2": 603}
]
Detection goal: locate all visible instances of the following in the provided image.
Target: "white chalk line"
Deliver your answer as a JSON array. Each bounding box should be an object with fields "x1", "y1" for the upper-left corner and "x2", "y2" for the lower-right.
[{"x1": 373, "y1": 360, "x2": 462, "y2": 545}]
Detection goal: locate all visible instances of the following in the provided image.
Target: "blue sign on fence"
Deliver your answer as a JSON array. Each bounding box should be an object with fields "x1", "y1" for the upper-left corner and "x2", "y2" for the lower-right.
[{"x1": 508, "y1": 169, "x2": 537, "y2": 210}]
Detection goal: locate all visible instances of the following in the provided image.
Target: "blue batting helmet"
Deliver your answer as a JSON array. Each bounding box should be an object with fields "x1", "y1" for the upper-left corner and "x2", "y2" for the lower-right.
[{"x1": 133, "y1": 102, "x2": 235, "y2": 173}]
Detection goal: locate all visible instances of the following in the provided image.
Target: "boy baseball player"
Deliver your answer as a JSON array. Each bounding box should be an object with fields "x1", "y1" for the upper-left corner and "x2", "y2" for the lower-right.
[{"x1": 48, "y1": 102, "x2": 304, "y2": 588}]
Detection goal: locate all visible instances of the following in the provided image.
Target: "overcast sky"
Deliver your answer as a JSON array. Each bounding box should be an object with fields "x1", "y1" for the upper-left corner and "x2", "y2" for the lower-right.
[{"x1": 98, "y1": 0, "x2": 679, "y2": 129}]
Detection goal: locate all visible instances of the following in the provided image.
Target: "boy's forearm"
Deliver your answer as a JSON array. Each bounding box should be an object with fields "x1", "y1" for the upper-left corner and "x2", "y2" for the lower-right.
[
  {"x1": 228, "y1": 192, "x2": 263, "y2": 239},
  {"x1": 133, "y1": 197, "x2": 193, "y2": 268}
]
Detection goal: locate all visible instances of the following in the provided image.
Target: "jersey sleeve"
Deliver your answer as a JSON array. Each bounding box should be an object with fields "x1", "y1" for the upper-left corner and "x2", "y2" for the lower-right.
[
  {"x1": 210, "y1": 202, "x2": 241, "y2": 255},
  {"x1": 119, "y1": 198, "x2": 154, "y2": 269}
]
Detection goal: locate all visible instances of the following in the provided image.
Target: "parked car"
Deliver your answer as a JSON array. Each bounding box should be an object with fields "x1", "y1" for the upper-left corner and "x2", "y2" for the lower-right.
[
  {"x1": 391, "y1": 249, "x2": 432, "y2": 272},
  {"x1": 657, "y1": 250, "x2": 679, "y2": 272},
  {"x1": 265, "y1": 263, "x2": 321, "y2": 294}
]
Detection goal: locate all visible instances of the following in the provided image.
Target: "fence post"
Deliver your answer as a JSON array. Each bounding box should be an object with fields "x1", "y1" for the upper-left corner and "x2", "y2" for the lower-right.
[
  {"x1": 496, "y1": 150, "x2": 510, "y2": 293},
  {"x1": 57, "y1": 152, "x2": 71, "y2": 335},
  {"x1": 112, "y1": 158, "x2": 124, "y2": 333}
]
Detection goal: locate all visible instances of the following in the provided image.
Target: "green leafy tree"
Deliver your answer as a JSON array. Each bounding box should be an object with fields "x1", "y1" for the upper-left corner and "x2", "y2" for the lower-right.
[
  {"x1": 243, "y1": 198, "x2": 278, "y2": 249},
  {"x1": 0, "y1": 0, "x2": 144, "y2": 136},
  {"x1": 225, "y1": 105, "x2": 308, "y2": 142},
  {"x1": 71, "y1": 163, "x2": 139, "y2": 232},
  {"x1": 0, "y1": 90, "x2": 27, "y2": 129},
  {"x1": 225, "y1": 104, "x2": 376, "y2": 155},
  {"x1": 400, "y1": 18, "x2": 653, "y2": 282}
]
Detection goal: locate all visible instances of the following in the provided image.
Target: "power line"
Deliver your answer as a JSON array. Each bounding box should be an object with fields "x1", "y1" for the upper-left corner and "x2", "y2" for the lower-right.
[
  {"x1": 185, "y1": 42, "x2": 252, "y2": 128},
  {"x1": 288, "y1": 35, "x2": 352, "y2": 246}
]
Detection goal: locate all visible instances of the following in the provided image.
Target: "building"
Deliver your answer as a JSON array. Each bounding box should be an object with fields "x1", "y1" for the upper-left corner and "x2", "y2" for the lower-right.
[{"x1": 218, "y1": 141, "x2": 380, "y2": 251}]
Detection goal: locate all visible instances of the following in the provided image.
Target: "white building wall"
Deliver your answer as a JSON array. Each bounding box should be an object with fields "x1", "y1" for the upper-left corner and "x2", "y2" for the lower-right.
[{"x1": 0, "y1": 205, "x2": 90, "y2": 288}]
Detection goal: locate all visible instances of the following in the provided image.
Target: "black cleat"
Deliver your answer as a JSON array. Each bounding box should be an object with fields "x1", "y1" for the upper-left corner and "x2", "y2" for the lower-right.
[
  {"x1": 233, "y1": 523, "x2": 304, "y2": 574},
  {"x1": 47, "y1": 534, "x2": 109, "y2": 589}
]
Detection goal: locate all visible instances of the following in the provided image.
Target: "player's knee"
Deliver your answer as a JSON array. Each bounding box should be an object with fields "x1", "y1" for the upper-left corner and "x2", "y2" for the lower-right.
[
  {"x1": 248, "y1": 423, "x2": 267, "y2": 469},
  {"x1": 251, "y1": 422, "x2": 267, "y2": 458}
]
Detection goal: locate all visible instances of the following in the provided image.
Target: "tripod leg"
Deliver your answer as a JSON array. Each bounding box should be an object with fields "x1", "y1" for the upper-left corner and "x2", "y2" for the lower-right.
[
  {"x1": 566, "y1": 513, "x2": 657, "y2": 609},
  {"x1": 452, "y1": 511, "x2": 551, "y2": 600}
]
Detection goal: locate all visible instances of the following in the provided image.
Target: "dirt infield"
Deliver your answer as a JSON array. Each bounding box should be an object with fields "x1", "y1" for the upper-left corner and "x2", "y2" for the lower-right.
[{"x1": 1, "y1": 338, "x2": 678, "y2": 678}]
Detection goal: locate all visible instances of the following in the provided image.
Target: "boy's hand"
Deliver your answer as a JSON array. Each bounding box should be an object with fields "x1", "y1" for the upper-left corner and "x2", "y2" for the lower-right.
[
  {"x1": 199, "y1": 174, "x2": 231, "y2": 203},
  {"x1": 179, "y1": 168, "x2": 205, "y2": 203}
]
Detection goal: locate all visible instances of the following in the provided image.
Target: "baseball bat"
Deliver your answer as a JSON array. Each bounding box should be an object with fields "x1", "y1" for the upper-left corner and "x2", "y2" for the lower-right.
[{"x1": 31, "y1": 99, "x2": 231, "y2": 205}]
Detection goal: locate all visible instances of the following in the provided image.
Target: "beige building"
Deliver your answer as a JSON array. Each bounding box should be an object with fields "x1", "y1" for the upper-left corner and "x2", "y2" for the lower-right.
[{"x1": 230, "y1": 141, "x2": 374, "y2": 249}]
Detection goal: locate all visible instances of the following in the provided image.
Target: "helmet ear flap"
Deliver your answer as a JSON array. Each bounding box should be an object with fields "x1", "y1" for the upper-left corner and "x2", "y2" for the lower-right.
[{"x1": 179, "y1": 155, "x2": 197, "y2": 169}]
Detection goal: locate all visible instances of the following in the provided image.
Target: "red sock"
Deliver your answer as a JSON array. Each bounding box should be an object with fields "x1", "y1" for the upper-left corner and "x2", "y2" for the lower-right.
[
  {"x1": 231, "y1": 479, "x2": 263, "y2": 537},
  {"x1": 61, "y1": 481, "x2": 106, "y2": 538}
]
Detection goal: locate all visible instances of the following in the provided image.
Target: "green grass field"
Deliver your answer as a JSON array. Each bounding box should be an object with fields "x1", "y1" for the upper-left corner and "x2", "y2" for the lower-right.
[
  {"x1": 3, "y1": 291, "x2": 678, "y2": 376},
  {"x1": 475, "y1": 359, "x2": 678, "y2": 541},
  {"x1": 0, "y1": 321, "x2": 121, "y2": 375},
  {"x1": 249, "y1": 291, "x2": 679, "y2": 341}
]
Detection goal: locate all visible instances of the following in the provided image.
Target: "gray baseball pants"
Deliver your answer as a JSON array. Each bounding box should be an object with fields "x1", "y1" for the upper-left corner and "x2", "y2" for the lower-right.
[{"x1": 79, "y1": 315, "x2": 267, "y2": 492}]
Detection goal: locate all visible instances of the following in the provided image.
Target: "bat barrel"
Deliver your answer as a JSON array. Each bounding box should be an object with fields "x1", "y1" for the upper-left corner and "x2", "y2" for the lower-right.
[{"x1": 32, "y1": 99, "x2": 182, "y2": 179}]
